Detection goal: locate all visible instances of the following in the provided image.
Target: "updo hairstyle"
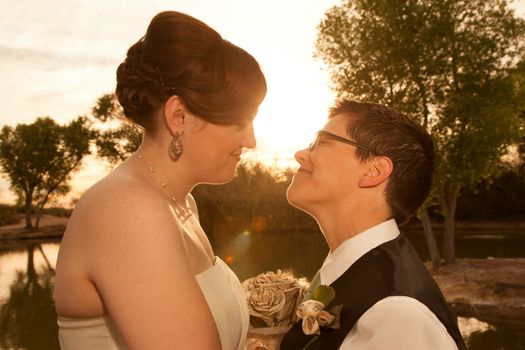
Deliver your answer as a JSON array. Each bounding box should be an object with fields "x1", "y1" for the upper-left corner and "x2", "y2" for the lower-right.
[{"x1": 116, "y1": 11, "x2": 267, "y2": 130}]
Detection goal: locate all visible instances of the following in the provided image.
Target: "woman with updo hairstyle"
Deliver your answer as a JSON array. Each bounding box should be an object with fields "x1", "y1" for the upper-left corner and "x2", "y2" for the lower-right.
[{"x1": 54, "y1": 11, "x2": 266, "y2": 350}]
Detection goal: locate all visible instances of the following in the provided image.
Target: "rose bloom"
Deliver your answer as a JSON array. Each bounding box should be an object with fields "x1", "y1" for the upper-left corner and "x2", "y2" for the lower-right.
[
  {"x1": 244, "y1": 271, "x2": 296, "y2": 292},
  {"x1": 243, "y1": 271, "x2": 308, "y2": 327},
  {"x1": 247, "y1": 286, "x2": 286, "y2": 326}
]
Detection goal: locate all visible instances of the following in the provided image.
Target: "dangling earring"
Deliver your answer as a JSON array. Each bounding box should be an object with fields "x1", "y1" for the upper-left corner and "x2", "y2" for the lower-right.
[{"x1": 169, "y1": 131, "x2": 184, "y2": 161}]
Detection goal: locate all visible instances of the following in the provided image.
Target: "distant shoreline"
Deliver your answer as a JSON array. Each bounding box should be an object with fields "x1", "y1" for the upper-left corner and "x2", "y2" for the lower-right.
[
  {"x1": 0, "y1": 214, "x2": 67, "y2": 241},
  {"x1": 0, "y1": 215, "x2": 524, "y2": 242},
  {"x1": 0, "y1": 224, "x2": 65, "y2": 241},
  {"x1": 403, "y1": 221, "x2": 525, "y2": 238}
]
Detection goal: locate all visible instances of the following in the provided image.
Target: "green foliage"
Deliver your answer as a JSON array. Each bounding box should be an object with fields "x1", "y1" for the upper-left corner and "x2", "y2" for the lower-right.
[
  {"x1": 95, "y1": 124, "x2": 142, "y2": 164},
  {"x1": 91, "y1": 93, "x2": 123, "y2": 122},
  {"x1": 0, "y1": 204, "x2": 20, "y2": 226},
  {"x1": 311, "y1": 285, "x2": 336, "y2": 306},
  {"x1": 510, "y1": 59, "x2": 525, "y2": 168},
  {"x1": 192, "y1": 162, "x2": 318, "y2": 244},
  {"x1": 456, "y1": 168, "x2": 525, "y2": 220},
  {"x1": 316, "y1": 0, "x2": 525, "y2": 184},
  {"x1": 0, "y1": 117, "x2": 95, "y2": 228},
  {"x1": 316, "y1": 0, "x2": 525, "y2": 262},
  {"x1": 91, "y1": 93, "x2": 142, "y2": 164}
]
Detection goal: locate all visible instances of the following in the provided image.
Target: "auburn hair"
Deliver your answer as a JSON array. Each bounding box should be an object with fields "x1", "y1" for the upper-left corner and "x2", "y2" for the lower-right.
[{"x1": 116, "y1": 11, "x2": 266, "y2": 129}]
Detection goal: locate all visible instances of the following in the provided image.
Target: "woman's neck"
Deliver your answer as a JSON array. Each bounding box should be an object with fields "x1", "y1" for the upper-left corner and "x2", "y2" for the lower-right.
[
  {"x1": 313, "y1": 200, "x2": 392, "y2": 252},
  {"x1": 135, "y1": 136, "x2": 195, "y2": 202}
]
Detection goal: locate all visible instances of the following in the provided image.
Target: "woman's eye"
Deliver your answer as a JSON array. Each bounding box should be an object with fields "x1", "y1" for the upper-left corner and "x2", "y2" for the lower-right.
[
  {"x1": 309, "y1": 140, "x2": 326, "y2": 151},
  {"x1": 236, "y1": 122, "x2": 250, "y2": 131}
]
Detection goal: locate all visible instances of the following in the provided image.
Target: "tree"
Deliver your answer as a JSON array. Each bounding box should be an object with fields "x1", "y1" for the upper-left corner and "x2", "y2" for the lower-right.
[
  {"x1": 193, "y1": 161, "x2": 317, "y2": 238},
  {"x1": 91, "y1": 93, "x2": 142, "y2": 165},
  {"x1": 316, "y1": 0, "x2": 525, "y2": 265},
  {"x1": 511, "y1": 58, "x2": 525, "y2": 172},
  {"x1": 0, "y1": 117, "x2": 95, "y2": 229}
]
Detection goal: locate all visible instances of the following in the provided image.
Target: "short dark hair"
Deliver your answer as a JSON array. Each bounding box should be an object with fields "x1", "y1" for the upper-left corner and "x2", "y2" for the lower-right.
[
  {"x1": 329, "y1": 100, "x2": 435, "y2": 225},
  {"x1": 116, "y1": 11, "x2": 267, "y2": 130}
]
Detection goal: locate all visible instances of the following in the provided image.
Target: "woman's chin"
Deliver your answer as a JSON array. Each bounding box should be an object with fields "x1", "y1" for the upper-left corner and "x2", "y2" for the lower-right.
[
  {"x1": 203, "y1": 169, "x2": 237, "y2": 185},
  {"x1": 286, "y1": 183, "x2": 305, "y2": 209}
]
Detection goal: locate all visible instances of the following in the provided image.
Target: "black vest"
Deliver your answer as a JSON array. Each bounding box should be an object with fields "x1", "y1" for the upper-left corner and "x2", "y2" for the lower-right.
[{"x1": 281, "y1": 234, "x2": 466, "y2": 350}]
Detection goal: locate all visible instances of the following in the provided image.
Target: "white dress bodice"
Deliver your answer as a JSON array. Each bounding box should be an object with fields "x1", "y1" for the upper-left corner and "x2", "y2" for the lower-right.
[
  {"x1": 58, "y1": 257, "x2": 249, "y2": 350},
  {"x1": 195, "y1": 256, "x2": 250, "y2": 350}
]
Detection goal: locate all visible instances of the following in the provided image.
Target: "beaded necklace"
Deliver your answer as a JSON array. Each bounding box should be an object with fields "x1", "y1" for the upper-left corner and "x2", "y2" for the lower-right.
[{"x1": 137, "y1": 153, "x2": 192, "y2": 223}]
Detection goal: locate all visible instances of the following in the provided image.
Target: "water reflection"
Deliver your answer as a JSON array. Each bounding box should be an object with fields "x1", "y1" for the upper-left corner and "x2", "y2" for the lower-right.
[
  {"x1": 404, "y1": 230, "x2": 525, "y2": 260},
  {"x1": 0, "y1": 236, "x2": 524, "y2": 349},
  {"x1": 457, "y1": 318, "x2": 525, "y2": 350},
  {"x1": 0, "y1": 242, "x2": 60, "y2": 349},
  {"x1": 459, "y1": 317, "x2": 493, "y2": 339},
  {"x1": 217, "y1": 229, "x2": 328, "y2": 282}
]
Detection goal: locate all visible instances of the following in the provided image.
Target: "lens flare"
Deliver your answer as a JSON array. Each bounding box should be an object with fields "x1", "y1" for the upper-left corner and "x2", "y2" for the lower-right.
[
  {"x1": 250, "y1": 216, "x2": 267, "y2": 232},
  {"x1": 234, "y1": 231, "x2": 251, "y2": 252}
]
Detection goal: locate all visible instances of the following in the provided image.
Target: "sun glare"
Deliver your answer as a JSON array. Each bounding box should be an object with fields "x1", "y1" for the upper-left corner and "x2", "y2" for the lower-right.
[
  {"x1": 0, "y1": 0, "x2": 339, "y2": 205},
  {"x1": 250, "y1": 56, "x2": 334, "y2": 169}
]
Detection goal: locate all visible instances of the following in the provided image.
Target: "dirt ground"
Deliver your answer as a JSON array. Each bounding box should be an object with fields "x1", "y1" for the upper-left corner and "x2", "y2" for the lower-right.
[
  {"x1": 0, "y1": 214, "x2": 67, "y2": 239},
  {"x1": 429, "y1": 258, "x2": 525, "y2": 329}
]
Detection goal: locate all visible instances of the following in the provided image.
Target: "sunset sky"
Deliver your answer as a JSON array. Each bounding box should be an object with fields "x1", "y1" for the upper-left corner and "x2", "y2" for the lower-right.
[{"x1": 1, "y1": 0, "x2": 524, "y2": 205}]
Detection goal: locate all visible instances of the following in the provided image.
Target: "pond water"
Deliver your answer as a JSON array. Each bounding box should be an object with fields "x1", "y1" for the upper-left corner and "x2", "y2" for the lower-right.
[{"x1": 0, "y1": 230, "x2": 524, "y2": 349}]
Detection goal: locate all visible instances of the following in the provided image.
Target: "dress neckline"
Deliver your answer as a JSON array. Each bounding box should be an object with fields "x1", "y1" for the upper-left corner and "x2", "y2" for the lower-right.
[
  {"x1": 58, "y1": 257, "x2": 224, "y2": 322},
  {"x1": 195, "y1": 256, "x2": 224, "y2": 278},
  {"x1": 57, "y1": 314, "x2": 111, "y2": 325}
]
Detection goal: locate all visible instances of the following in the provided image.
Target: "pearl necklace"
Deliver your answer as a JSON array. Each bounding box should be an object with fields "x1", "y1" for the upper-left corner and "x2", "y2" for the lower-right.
[{"x1": 137, "y1": 153, "x2": 192, "y2": 223}]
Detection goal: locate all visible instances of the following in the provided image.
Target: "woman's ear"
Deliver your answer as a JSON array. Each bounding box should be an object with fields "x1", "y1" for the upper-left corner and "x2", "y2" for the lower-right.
[
  {"x1": 358, "y1": 156, "x2": 393, "y2": 188},
  {"x1": 163, "y1": 95, "x2": 186, "y2": 136}
]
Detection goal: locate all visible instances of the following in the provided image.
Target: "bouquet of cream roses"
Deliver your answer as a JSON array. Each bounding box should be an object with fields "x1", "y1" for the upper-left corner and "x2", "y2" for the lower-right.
[{"x1": 242, "y1": 270, "x2": 308, "y2": 349}]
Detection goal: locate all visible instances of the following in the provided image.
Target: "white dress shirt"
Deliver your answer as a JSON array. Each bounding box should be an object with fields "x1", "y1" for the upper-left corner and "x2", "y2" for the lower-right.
[{"x1": 319, "y1": 219, "x2": 458, "y2": 350}]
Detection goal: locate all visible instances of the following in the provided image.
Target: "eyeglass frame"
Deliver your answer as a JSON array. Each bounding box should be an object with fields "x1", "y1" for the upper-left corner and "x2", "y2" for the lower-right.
[{"x1": 308, "y1": 130, "x2": 376, "y2": 155}]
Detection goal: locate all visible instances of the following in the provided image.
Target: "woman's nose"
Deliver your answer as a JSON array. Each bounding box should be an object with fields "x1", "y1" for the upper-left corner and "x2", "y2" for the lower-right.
[
  {"x1": 241, "y1": 123, "x2": 256, "y2": 149},
  {"x1": 294, "y1": 148, "x2": 309, "y2": 165}
]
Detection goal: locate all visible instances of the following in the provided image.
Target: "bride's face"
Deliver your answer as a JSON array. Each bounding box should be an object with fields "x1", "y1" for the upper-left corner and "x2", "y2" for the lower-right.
[
  {"x1": 287, "y1": 114, "x2": 366, "y2": 213},
  {"x1": 184, "y1": 118, "x2": 256, "y2": 184}
]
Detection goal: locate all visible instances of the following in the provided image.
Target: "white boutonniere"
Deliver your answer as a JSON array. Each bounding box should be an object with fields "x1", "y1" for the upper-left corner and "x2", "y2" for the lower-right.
[{"x1": 296, "y1": 285, "x2": 342, "y2": 335}]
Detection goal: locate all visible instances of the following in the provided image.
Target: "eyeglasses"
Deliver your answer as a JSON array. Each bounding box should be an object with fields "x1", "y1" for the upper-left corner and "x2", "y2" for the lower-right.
[{"x1": 308, "y1": 130, "x2": 375, "y2": 154}]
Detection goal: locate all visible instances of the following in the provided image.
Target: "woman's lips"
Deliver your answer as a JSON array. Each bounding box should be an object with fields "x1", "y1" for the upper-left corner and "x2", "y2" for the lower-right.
[
  {"x1": 296, "y1": 167, "x2": 312, "y2": 174},
  {"x1": 231, "y1": 152, "x2": 242, "y2": 161}
]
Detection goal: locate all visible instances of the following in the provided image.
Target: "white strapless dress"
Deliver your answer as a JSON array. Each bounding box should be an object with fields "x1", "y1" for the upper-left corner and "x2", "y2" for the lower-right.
[{"x1": 57, "y1": 257, "x2": 249, "y2": 350}]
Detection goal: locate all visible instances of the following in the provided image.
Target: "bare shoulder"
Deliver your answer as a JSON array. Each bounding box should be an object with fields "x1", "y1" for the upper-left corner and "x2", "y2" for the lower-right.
[
  {"x1": 59, "y1": 171, "x2": 220, "y2": 348},
  {"x1": 68, "y1": 170, "x2": 176, "y2": 237},
  {"x1": 61, "y1": 168, "x2": 187, "y2": 269}
]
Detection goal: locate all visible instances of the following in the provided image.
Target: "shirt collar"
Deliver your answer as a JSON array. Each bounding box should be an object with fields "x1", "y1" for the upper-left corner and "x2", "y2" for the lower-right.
[{"x1": 320, "y1": 219, "x2": 400, "y2": 286}]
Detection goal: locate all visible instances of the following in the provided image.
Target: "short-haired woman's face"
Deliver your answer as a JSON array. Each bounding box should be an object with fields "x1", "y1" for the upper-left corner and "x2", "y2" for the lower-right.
[{"x1": 287, "y1": 114, "x2": 367, "y2": 213}]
